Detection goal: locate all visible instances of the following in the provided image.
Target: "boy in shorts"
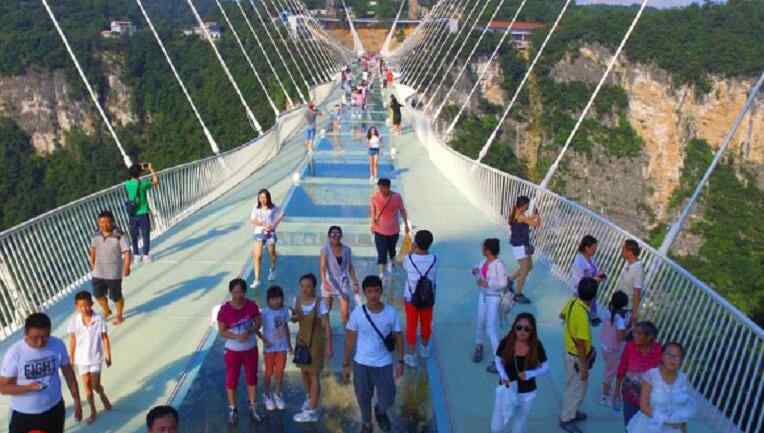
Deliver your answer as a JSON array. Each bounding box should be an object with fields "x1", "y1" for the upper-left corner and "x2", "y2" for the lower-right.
[
  {"x1": 67, "y1": 291, "x2": 112, "y2": 423},
  {"x1": 89, "y1": 210, "x2": 131, "y2": 325}
]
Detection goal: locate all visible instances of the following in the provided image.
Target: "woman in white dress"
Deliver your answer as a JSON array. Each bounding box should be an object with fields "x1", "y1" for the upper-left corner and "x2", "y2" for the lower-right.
[{"x1": 627, "y1": 342, "x2": 696, "y2": 433}]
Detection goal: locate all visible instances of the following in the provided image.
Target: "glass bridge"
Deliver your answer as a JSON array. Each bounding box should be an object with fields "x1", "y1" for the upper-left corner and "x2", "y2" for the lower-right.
[{"x1": 0, "y1": 77, "x2": 759, "y2": 433}]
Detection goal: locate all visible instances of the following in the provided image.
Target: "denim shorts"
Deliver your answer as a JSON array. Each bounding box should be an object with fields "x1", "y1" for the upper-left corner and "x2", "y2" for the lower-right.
[
  {"x1": 368, "y1": 148, "x2": 380, "y2": 156},
  {"x1": 254, "y1": 232, "x2": 277, "y2": 245},
  {"x1": 305, "y1": 127, "x2": 317, "y2": 140}
]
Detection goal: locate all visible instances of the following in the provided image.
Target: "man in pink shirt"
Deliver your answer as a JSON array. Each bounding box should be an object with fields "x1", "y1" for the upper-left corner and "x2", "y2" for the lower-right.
[{"x1": 369, "y1": 178, "x2": 410, "y2": 278}]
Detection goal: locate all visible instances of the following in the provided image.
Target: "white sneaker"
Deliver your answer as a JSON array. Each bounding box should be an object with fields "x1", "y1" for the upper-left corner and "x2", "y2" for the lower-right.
[
  {"x1": 142, "y1": 254, "x2": 152, "y2": 263},
  {"x1": 263, "y1": 393, "x2": 275, "y2": 411},
  {"x1": 301, "y1": 395, "x2": 311, "y2": 412},
  {"x1": 379, "y1": 272, "x2": 385, "y2": 280},
  {"x1": 293, "y1": 408, "x2": 319, "y2": 423},
  {"x1": 386, "y1": 262, "x2": 393, "y2": 274},
  {"x1": 274, "y1": 393, "x2": 286, "y2": 410},
  {"x1": 419, "y1": 343, "x2": 430, "y2": 358},
  {"x1": 133, "y1": 255, "x2": 142, "y2": 264},
  {"x1": 404, "y1": 353, "x2": 418, "y2": 368},
  {"x1": 249, "y1": 404, "x2": 262, "y2": 422},
  {"x1": 369, "y1": 175, "x2": 375, "y2": 184},
  {"x1": 267, "y1": 268, "x2": 277, "y2": 281},
  {"x1": 250, "y1": 279, "x2": 260, "y2": 289}
]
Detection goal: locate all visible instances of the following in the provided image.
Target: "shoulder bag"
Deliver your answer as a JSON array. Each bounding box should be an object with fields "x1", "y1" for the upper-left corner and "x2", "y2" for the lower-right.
[
  {"x1": 293, "y1": 299, "x2": 319, "y2": 365},
  {"x1": 362, "y1": 305, "x2": 396, "y2": 352}
]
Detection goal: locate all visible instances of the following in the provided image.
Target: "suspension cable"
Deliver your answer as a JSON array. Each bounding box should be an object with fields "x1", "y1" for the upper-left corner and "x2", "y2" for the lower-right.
[
  {"x1": 287, "y1": 0, "x2": 335, "y2": 76},
  {"x1": 341, "y1": 0, "x2": 366, "y2": 56},
  {"x1": 475, "y1": 0, "x2": 574, "y2": 163},
  {"x1": 184, "y1": 0, "x2": 263, "y2": 134},
  {"x1": 401, "y1": 0, "x2": 455, "y2": 81},
  {"x1": 539, "y1": 0, "x2": 651, "y2": 191},
  {"x1": 273, "y1": 0, "x2": 325, "y2": 84},
  {"x1": 235, "y1": 0, "x2": 295, "y2": 108},
  {"x1": 215, "y1": 0, "x2": 280, "y2": 116},
  {"x1": 381, "y1": 0, "x2": 407, "y2": 57},
  {"x1": 435, "y1": 0, "x2": 526, "y2": 122},
  {"x1": 415, "y1": 0, "x2": 484, "y2": 93},
  {"x1": 259, "y1": 0, "x2": 313, "y2": 94},
  {"x1": 402, "y1": 0, "x2": 458, "y2": 84},
  {"x1": 424, "y1": 0, "x2": 494, "y2": 110},
  {"x1": 280, "y1": 0, "x2": 331, "y2": 81},
  {"x1": 40, "y1": 0, "x2": 132, "y2": 167},
  {"x1": 134, "y1": 0, "x2": 220, "y2": 154},
  {"x1": 390, "y1": 1, "x2": 443, "y2": 63},
  {"x1": 411, "y1": 0, "x2": 472, "y2": 92},
  {"x1": 247, "y1": 0, "x2": 307, "y2": 103}
]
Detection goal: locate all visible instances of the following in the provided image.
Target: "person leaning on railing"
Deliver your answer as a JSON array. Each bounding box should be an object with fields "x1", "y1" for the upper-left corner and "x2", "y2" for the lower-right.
[
  {"x1": 507, "y1": 196, "x2": 541, "y2": 305},
  {"x1": 125, "y1": 162, "x2": 159, "y2": 264}
]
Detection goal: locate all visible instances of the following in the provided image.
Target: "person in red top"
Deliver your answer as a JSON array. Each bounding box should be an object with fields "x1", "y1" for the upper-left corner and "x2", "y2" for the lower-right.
[
  {"x1": 217, "y1": 278, "x2": 265, "y2": 424},
  {"x1": 385, "y1": 69, "x2": 394, "y2": 88},
  {"x1": 615, "y1": 321, "x2": 661, "y2": 428},
  {"x1": 369, "y1": 178, "x2": 410, "y2": 278}
]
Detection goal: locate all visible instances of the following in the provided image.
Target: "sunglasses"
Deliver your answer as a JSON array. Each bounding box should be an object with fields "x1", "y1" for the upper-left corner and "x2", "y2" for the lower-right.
[{"x1": 515, "y1": 325, "x2": 533, "y2": 332}]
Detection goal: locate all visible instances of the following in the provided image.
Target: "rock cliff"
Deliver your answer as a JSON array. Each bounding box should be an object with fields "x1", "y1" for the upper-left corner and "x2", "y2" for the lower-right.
[{"x1": 0, "y1": 55, "x2": 135, "y2": 154}]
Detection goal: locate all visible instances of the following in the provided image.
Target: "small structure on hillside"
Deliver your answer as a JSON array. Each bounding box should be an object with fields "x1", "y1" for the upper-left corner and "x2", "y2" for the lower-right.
[
  {"x1": 480, "y1": 20, "x2": 545, "y2": 48},
  {"x1": 101, "y1": 20, "x2": 136, "y2": 38},
  {"x1": 183, "y1": 22, "x2": 223, "y2": 40}
]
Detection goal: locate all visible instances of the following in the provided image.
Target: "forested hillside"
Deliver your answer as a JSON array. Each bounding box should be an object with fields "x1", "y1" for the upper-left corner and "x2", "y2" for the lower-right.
[
  {"x1": 0, "y1": 0, "x2": 306, "y2": 228},
  {"x1": 433, "y1": 0, "x2": 764, "y2": 324}
]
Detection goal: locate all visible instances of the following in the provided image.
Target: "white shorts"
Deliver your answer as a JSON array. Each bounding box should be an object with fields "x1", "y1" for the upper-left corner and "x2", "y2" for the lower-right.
[
  {"x1": 512, "y1": 245, "x2": 527, "y2": 261},
  {"x1": 77, "y1": 363, "x2": 102, "y2": 375}
]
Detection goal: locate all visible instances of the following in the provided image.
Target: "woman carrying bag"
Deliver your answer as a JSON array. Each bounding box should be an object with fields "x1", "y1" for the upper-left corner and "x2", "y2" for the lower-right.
[
  {"x1": 491, "y1": 313, "x2": 549, "y2": 433},
  {"x1": 291, "y1": 274, "x2": 332, "y2": 423}
]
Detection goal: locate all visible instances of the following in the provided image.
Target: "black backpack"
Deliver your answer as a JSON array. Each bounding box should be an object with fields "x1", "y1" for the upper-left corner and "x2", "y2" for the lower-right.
[
  {"x1": 409, "y1": 255, "x2": 436, "y2": 309},
  {"x1": 125, "y1": 181, "x2": 139, "y2": 217}
]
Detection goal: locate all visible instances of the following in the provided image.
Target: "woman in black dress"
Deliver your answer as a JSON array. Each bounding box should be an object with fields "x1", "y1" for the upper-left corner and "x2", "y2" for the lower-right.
[{"x1": 390, "y1": 95, "x2": 402, "y2": 135}]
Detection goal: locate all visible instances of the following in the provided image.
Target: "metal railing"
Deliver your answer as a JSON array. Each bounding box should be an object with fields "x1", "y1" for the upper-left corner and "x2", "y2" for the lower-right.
[
  {"x1": 395, "y1": 85, "x2": 763, "y2": 433},
  {"x1": 0, "y1": 81, "x2": 336, "y2": 339}
]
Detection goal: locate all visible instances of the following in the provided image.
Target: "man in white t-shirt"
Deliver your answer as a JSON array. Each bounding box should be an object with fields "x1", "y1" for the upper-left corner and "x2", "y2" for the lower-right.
[
  {"x1": 67, "y1": 291, "x2": 113, "y2": 424},
  {"x1": 343, "y1": 275, "x2": 403, "y2": 433},
  {"x1": 0, "y1": 313, "x2": 82, "y2": 433},
  {"x1": 619, "y1": 239, "x2": 643, "y2": 324}
]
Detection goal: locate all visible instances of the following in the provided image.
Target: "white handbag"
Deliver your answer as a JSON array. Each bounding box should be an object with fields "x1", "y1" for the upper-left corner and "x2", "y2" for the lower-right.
[{"x1": 490, "y1": 382, "x2": 518, "y2": 433}]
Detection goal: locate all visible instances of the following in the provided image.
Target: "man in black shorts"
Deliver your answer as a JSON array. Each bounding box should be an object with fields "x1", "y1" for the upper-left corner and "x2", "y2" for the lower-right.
[
  {"x1": 0, "y1": 313, "x2": 82, "y2": 433},
  {"x1": 89, "y1": 210, "x2": 131, "y2": 325}
]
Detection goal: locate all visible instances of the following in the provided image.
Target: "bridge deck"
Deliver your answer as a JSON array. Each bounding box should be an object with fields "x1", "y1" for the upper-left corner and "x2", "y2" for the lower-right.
[{"x1": 0, "y1": 85, "x2": 717, "y2": 433}]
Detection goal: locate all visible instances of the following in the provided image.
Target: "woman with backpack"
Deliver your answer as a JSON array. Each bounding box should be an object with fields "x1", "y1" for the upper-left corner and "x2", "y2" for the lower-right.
[
  {"x1": 599, "y1": 290, "x2": 629, "y2": 409},
  {"x1": 402, "y1": 230, "x2": 437, "y2": 368},
  {"x1": 472, "y1": 239, "x2": 509, "y2": 373}
]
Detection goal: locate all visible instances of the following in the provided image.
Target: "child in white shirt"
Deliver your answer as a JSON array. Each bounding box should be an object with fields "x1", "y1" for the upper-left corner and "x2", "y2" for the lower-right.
[{"x1": 67, "y1": 291, "x2": 112, "y2": 424}]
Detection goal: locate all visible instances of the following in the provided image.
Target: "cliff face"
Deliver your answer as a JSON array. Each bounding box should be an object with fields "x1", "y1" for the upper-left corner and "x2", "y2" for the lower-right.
[
  {"x1": 0, "y1": 56, "x2": 135, "y2": 154},
  {"x1": 549, "y1": 45, "x2": 764, "y2": 224}
]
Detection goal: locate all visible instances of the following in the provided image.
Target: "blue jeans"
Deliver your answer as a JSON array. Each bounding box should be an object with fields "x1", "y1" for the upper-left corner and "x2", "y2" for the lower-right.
[
  {"x1": 129, "y1": 214, "x2": 151, "y2": 256},
  {"x1": 623, "y1": 399, "x2": 640, "y2": 428}
]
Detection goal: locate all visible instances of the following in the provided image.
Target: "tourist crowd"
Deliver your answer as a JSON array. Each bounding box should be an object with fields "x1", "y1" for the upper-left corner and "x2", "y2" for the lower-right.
[{"x1": 0, "y1": 58, "x2": 697, "y2": 433}]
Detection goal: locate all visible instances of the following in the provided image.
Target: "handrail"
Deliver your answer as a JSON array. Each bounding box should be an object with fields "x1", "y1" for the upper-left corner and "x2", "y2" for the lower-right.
[
  {"x1": 395, "y1": 84, "x2": 762, "y2": 433},
  {"x1": 0, "y1": 81, "x2": 338, "y2": 339}
]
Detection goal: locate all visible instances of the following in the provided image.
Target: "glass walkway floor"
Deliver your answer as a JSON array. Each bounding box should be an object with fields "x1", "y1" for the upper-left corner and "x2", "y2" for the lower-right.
[{"x1": 0, "y1": 84, "x2": 722, "y2": 433}]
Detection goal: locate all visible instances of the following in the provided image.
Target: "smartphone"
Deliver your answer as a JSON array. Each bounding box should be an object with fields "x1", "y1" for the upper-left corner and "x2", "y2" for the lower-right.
[{"x1": 140, "y1": 162, "x2": 150, "y2": 170}]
